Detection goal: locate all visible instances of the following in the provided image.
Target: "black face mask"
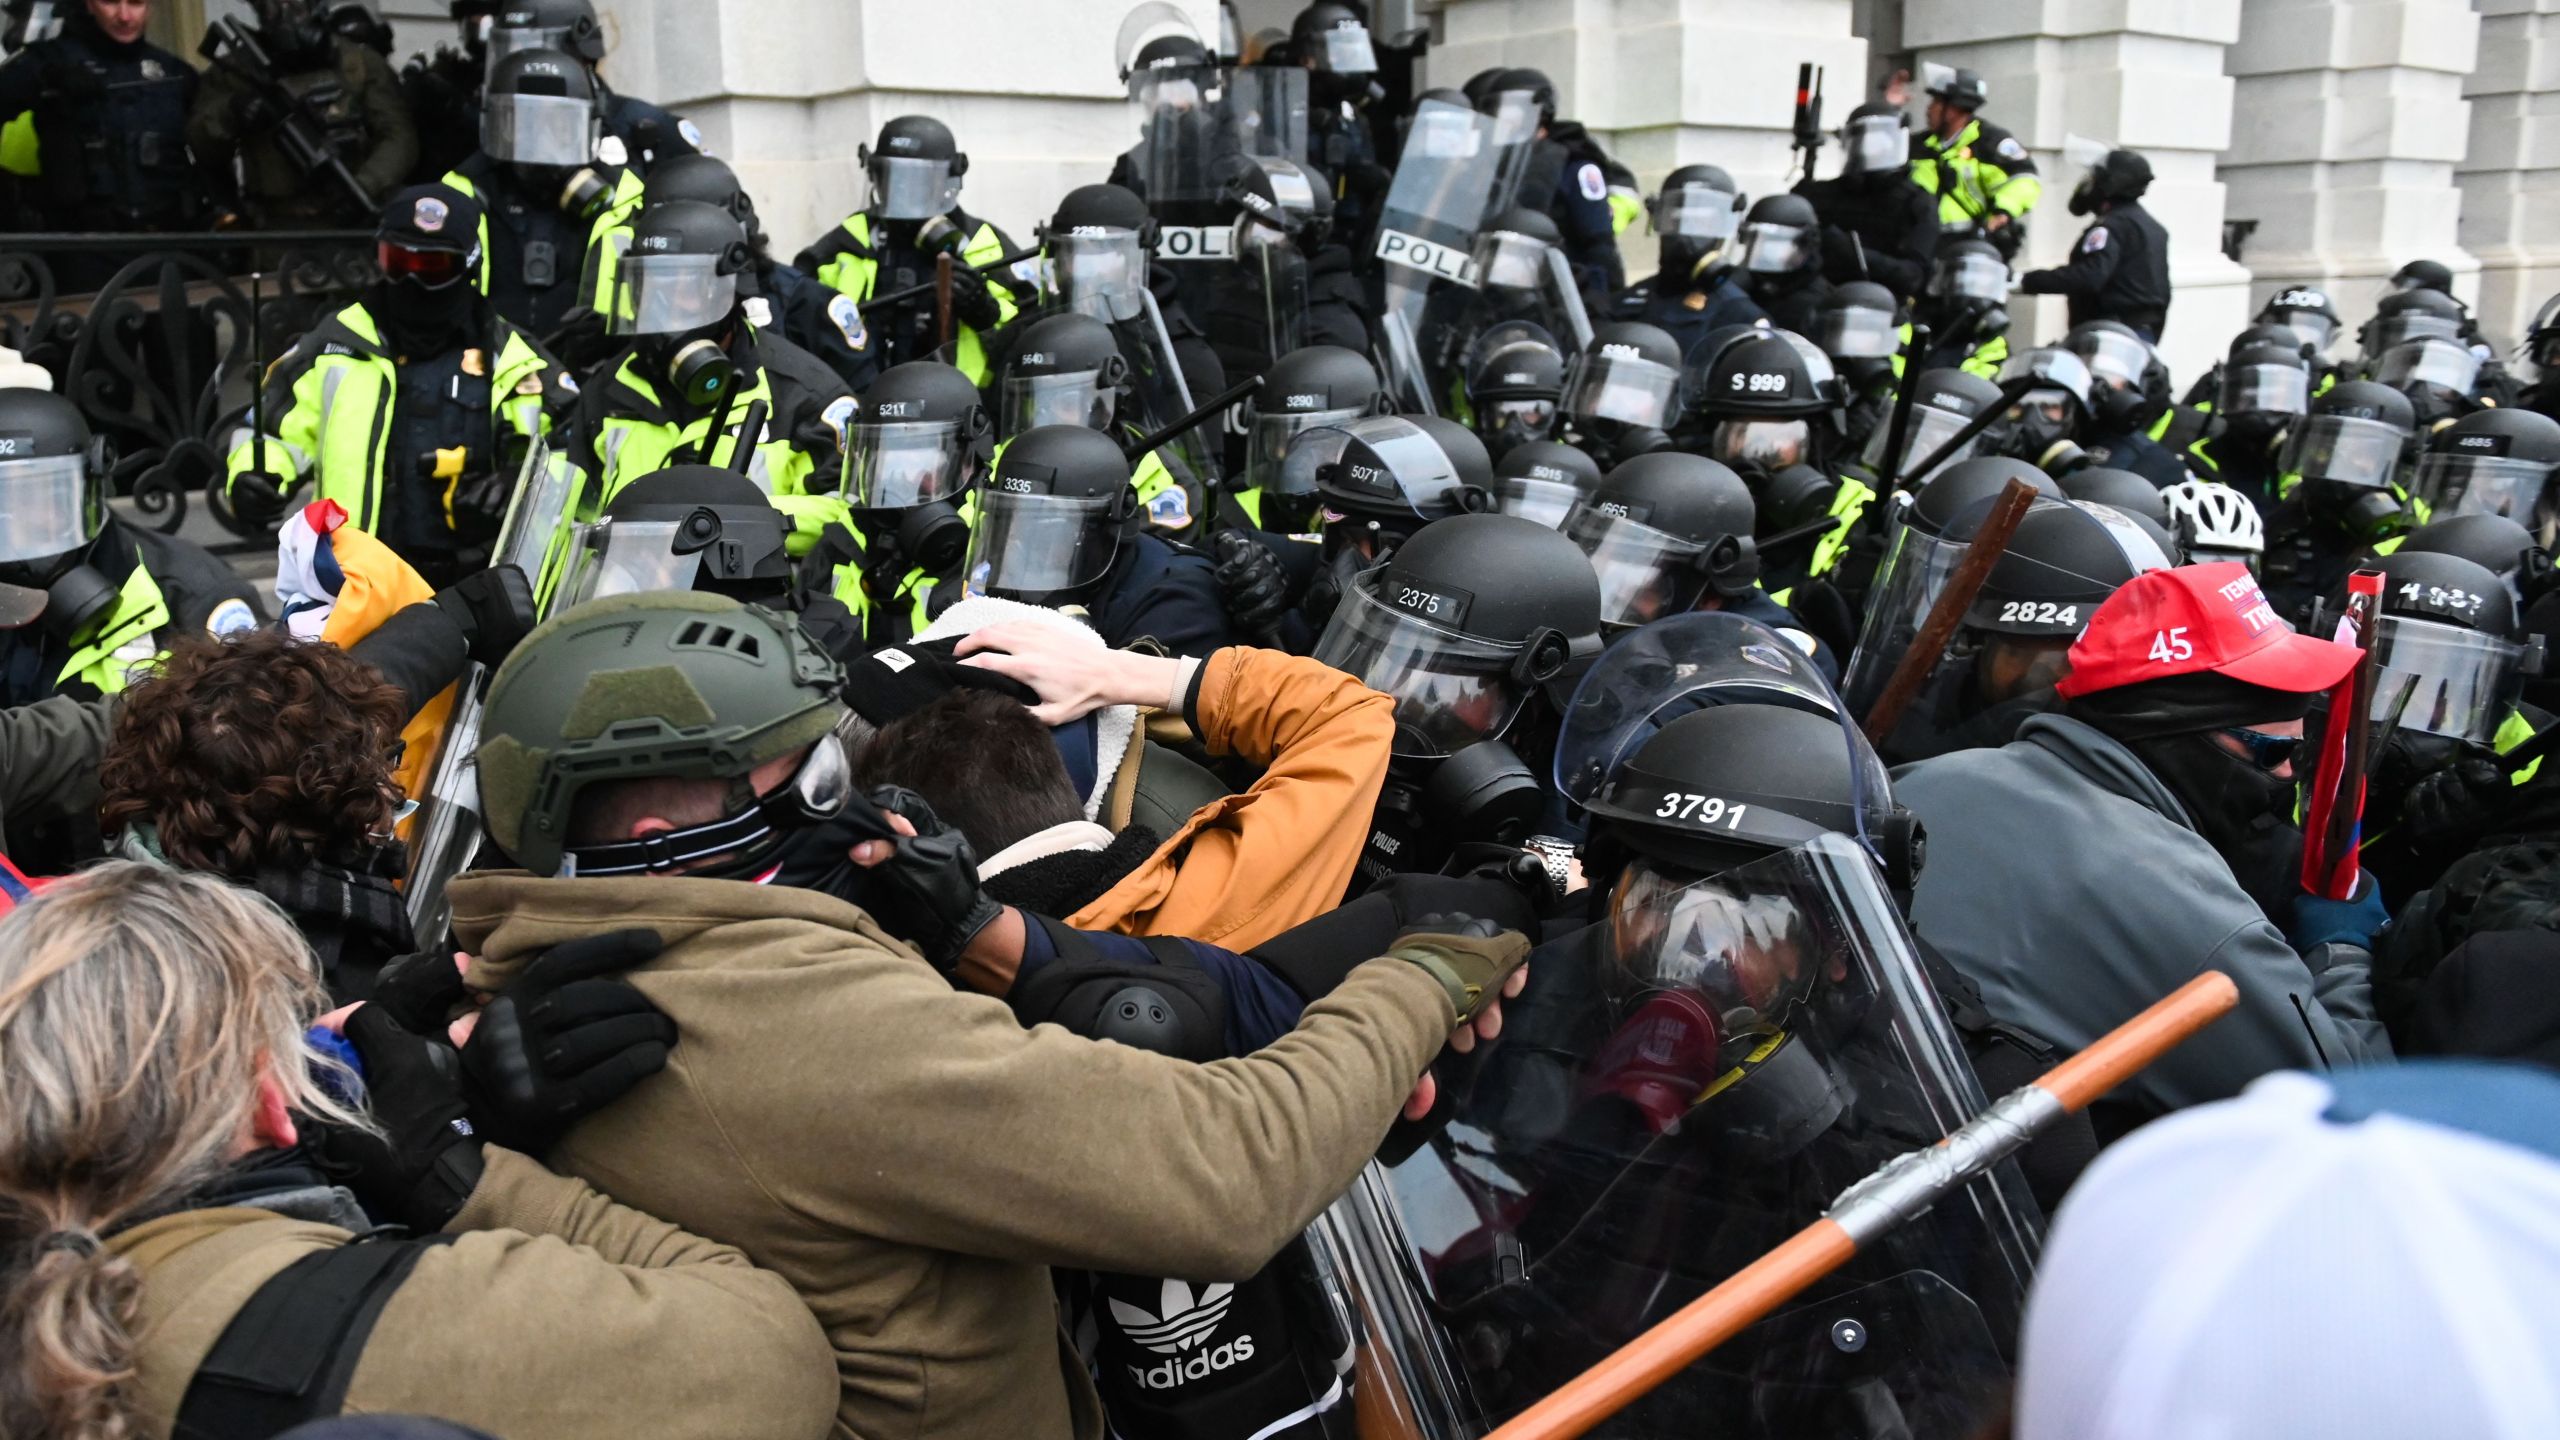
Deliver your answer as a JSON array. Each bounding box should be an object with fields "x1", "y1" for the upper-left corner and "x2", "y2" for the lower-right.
[
  {"x1": 2126, "y1": 730, "x2": 2299, "y2": 875},
  {"x1": 370, "y1": 278, "x2": 475, "y2": 355},
  {"x1": 2220, "y1": 411, "x2": 2290, "y2": 454},
  {"x1": 1658, "y1": 237, "x2": 1717, "y2": 286},
  {"x1": 751, "y1": 808, "x2": 892, "y2": 907}
]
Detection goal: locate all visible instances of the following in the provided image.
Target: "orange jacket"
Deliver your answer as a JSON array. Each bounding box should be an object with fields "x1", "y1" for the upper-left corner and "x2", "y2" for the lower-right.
[{"x1": 1067, "y1": 646, "x2": 1392, "y2": 951}]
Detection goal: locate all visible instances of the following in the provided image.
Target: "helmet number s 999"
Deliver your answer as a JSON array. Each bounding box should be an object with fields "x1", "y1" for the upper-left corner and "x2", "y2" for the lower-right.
[{"x1": 1729, "y1": 372, "x2": 1789, "y2": 393}]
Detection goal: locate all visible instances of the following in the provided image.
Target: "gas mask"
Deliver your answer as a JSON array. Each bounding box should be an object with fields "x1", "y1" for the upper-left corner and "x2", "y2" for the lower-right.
[
  {"x1": 2303, "y1": 479, "x2": 2410, "y2": 544},
  {"x1": 641, "y1": 325, "x2": 739, "y2": 411},
  {"x1": 1480, "y1": 398, "x2": 1558, "y2": 463}
]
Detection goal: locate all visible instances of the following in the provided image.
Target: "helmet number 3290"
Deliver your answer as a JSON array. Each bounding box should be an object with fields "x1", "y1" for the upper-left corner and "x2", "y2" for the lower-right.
[{"x1": 1653, "y1": 793, "x2": 1750, "y2": 829}]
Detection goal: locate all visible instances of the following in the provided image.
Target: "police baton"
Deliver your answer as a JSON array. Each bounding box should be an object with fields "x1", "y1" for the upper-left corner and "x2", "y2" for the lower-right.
[
  {"x1": 1892, "y1": 373, "x2": 2039, "y2": 495},
  {"x1": 1125, "y1": 373, "x2": 1259, "y2": 470},
  {"x1": 1482, "y1": 970, "x2": 2242, "y2": 1440},
  {"x1": 726, "y1": 400, "x2": 768, "y2": 478},
  {"x1": 855, "y1": 245, "x2": 1041, "y2": 315},
  {"x1": 1870, "y1": 322, "x2": 1930, "y2": 493},
  {"x1": 1860, "y1": 477, "x2": 2038, "y2": 744}
]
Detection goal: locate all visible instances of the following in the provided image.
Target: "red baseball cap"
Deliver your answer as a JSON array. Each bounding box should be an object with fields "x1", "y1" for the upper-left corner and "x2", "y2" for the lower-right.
[{"x1": 2055, "y1": 562, "x2": 2362, "y2": 699}]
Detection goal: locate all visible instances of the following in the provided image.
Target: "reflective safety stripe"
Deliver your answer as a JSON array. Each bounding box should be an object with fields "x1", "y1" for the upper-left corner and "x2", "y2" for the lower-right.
[
  {"x1": 812, "y1": 212, "x2": 1014, "y2": 384},
  {"x1": 1809, "y1": 475, "x2": 1876, "y2": 579},
  {"x1": 1, "y1": 111, "x2": 37, "y2": 177},
  {"x1": 2496, "y1": 707, "x2": 2543, "y2": 785},
  {"x1": 59, "y1": 564, "x2": 169, "y2": 693},
  {"x1": 1606, "y1": 187, "x2": 1642, "y2": 238}
]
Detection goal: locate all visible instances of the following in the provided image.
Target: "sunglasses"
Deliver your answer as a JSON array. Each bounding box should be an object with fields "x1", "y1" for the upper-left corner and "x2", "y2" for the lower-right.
[
  {"x1": 2219, "y1": 727, "x2": 2303, "y2": 772},
  {"x1": 378, "y1": 241, "x2": 473, "y2": 290}
]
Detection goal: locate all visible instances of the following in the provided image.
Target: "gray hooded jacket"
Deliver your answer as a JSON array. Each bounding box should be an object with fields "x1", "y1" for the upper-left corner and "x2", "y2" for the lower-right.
[{"x1": 1895, "y1": 713, "x2": 2390, "y2": 1118}]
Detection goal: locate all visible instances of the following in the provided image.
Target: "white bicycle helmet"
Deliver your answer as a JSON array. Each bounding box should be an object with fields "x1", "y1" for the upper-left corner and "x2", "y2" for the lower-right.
[{"x1": 2163, "y1": 479, "x2": 2266, "y2": 565}]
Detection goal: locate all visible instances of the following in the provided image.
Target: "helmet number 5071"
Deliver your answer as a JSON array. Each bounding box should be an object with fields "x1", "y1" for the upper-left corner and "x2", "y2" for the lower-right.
[{"x1": 1654, "y1": 793, "x2": 1750, "y2": 829}]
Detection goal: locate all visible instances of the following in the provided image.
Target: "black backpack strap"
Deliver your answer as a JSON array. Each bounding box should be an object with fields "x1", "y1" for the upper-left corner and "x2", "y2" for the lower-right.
[{"x1": 173, "y1": 1233, "x2": 455, "y2": 1440}]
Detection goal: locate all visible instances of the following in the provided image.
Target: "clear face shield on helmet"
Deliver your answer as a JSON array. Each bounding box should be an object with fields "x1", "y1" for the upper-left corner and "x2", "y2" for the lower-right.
[
  {"x1": 2219, "y1": 362, "x2": 2310, "y2": 419},
  {"x1": 1289, "y1": 420, "x2": 1470, "y2": 516},
  {"x1": 1564, "y1": 351, "x2": 1682, "y2": 430},
  {"x1": 608, "y1": 253, "x2": 739, "y2": 336},
  {"x1": 2281, "y1": 413, "x2": 2410, "y2": 491},
  {"x1": 1310, "y1": 20, "x2": 1377, "y2": 74},
  {"x1": 1473, "y1": 229, "x2": 1560, "y2": 294},
  {"x1": 1842, "y1": 113, "x2": 1910, "y2": 175},
  {"x1": 482, "y1": 92, "x2": 597, "y2": 167},
  {"x1": 1310, "y1": 568, "x2": 1540, "y2": 758},
  {"x1": 965, "y1": 487, "x2": 1124, "y2": 600},
  {"x1": 2067, "y1": 328, "x2": 2153, "y2": 396},
  {"x1": 1486, "y1": 88, "x2": 1544, "y2": 147},
  {"x1": 1930, "y1": 250, "x2": 2009, "y2": 304},
  {"x1": 554, "y1": 519, "x2": 703, "y2": 608},
  {"x1": 2412, "y1": 448, "x2": 2557, "y2": 530},
  {"x1": 1044, "y1": 228, "x2": 1149, "y2": 324},
  {"x1": 867, "y1": 155, "x2": 963, "y2": 221},
  {"x1": 2363, "y1": 613, "x2": 2536, "y2": 745},
  {"x1": 1245, "y1": 405, "x2": 1367, "y2": 497},
  {"x1": 1562, "y1": 507, "x2": 1741, "y2": 632},
  {"x1": 1495, "y1": 464, "x2": 1589, "y2": 530},
  {"x1": 0, "y1": 454, "x2": 105, "y2": 565},
  {"x1": 1816, "y1": 305, "x2": 1899, "y2": 361},
  {"x1": 1551, "y1": 611, "x2": 1850, "y2": 805},
  {"x1": 1859, "y1": 400, "x2": 1982, "y2": 489},
  {"x1": 2362, "y1": 312, "x2": 2463, "y2": 365},
  {"x1": 1711, "y1": 418, "x2": 1814, "y2": 472},
  {"x1": 1309, "y1": 829, "x2": 2037, "y2": 1440},
  {"x1": 2370, "y1": 336, "x2": 2483, "y2": 397},
  {"x1": 1652, "y1": 182, "x2": 1740, "y2": 246},
  {"x1": 1000, "y1": 369, "x2": 1119, "y2": 438},
  {"x1": 487, "y1": 19, "x2": 574, "y2": 64},
  {"x1": 2271, "y1": 308, "x2": 2338, "y2": 356},
  {"x1": 845, "y1": 420, "x2": 975, "y2": 510},
  {"x1": 1737, "y1": 220, "x2": 1813, "y2": 275}
]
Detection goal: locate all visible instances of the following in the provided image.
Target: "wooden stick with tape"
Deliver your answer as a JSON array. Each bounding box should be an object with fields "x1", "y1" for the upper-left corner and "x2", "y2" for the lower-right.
[
  {"x1": 1861, "y1": 476, "x2": 2040, "y2": 745},
  {"x1": 1483, "y1": 970, "x2": 2241, "y2": 1440}
]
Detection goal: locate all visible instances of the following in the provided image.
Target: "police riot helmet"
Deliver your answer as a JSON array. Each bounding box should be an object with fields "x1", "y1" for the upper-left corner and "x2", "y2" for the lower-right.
[
  {"x1": 1815, "y1": 281, "x2": 1901, "y2": 363},
  {"x1": 1245, "y1": 345, "x2": 1390, "y2": 524},
  {"x1": 2363, "y1": 286, "x2": 2469, "y2": 363},
  {"x1": 2069, "y1": 148, "x2": 2152, "y2": 215},
  {"x1": 1290, "y1": 1, "x2": 1377, "y2": 75},
  {"x1": 1861, "y1": 367, "x2": 2003, "y2": 486},
  {"x1": 1485, "y1": 66, "x2": 1559, "y2": 126},
  {"x1": 1693, "y1": 328, "x2": 1838, "y2": 477},
  {"x1": 1565, "y1": 322, "x2": 1687, "y2": 435},
  {"x1": 967, "y1": 424, "x2": 1142, "y2": 607},
  {"x1": 2282, "y1": 380, "x2": 2417, "y2": 492},
  {"x1": 843, "y1": 360, "x2": 993, "y2": 517},
  {"x1": 2397, "y1": 513, "x2": 2543, "y2": 590},
  {"x1": 2059, "y1": 466, "x2": 2170, "y2": 528},
  {"x1": 2324, "y1": 549, "x2": 2543, "y2": 746},
  {"x1": 1908, "y1": 456, "x2": 2063, "y2": 539},
  {"x1": 2391, "y1": 259, "x2": 2458, "y2": 296},
  {"x1": 489, "y1": 0, "x2": 603, "y2": 64},
  {"x1": 1582, "y1": 703, "x2": 1890, "y2": 877},
  {"x1": 482, "y1": 48, "x2": 601, "y2": 168},
  {"x1": 475, "y1": 593, "x2": 851, "y2": 880},
  {"x1": 2411, "y1": 407, "x2": 2560, "y2": 541},
  {"x1": 1492, "y1": 440, "x2": 1603, "y2": 529},
  {"x1": 2061, "y1": 320, "x2": 2158, "y2": 432},
  {"x1": 562, "y1": 465, "x2": 794, "y2": 608},
  {"x1": 1839, "y1": 101, "x2": 1911, "y2": 177},
  {"x1": 1962, "y1": 497, "x2": 2172, "y2": 639},
  {"x1": 1465, "y1": 322, "x2": 1566, "y2": 459},
  {"x1": 2233, "y1": 321, "x2": 2313, "y2": 362},
  {"x1": 2259, "y1": 285, "x2": 2343, "y2": 356},
  {"x1": 1472, "y1": 205, "x2": 1566, "y2": 296},
  {"x1": 1735, "y1": 193, "x2": 1820, "y2": 275},
  {"x1": 1222, "y1": 154, "x2": 1332, "y2": 249},
  {"x1": 1124, "y1": 30, "x2": 1213, "y2": 81},
  {"x1": 644, "y1": 153, "x2": 756, "y2": 232},
  {"x1": 2162, "y1": 479, "x2": 2266, "y2": 569},
  {"x1": 1301, "y1": 414, "x2": 1492, "y2": 526},
  {"x1": 1991, "y1": 347, "x2": 2097, "y2": 462},
  {"x1": 1924, "y1": 66, "x2": 1988, "y2": 112},
  {"x1": 1650, "y1": 164, "x2": 1744, "y2": 256},
  {"x1": 0, "y1": 388, "x2": 113, "y2": 634},
  {"x1": 1312, "y1": 512, "x2": 1602, "y2": 758},
  {"x1": 2220, "y1": 339, "x2": 2312, "y2": 419},
  {"x1": 610, "y1": 200, "x2": 750, "y2": 357},
  {"x1": 1041, "y1": 183, "x2": 1154, "y2": 323},
  {"x1": 1565, "y1": 452, "x2": 1760, "y2": 629},
  {"x1": 1458, "y1": 67, "x2": 1505, "y2": 110},
  {"x1": 998, "y1": 312, "x2": 1129, "y2": 439},
  {"x1": 1928, "y1": 237, "x2": 2010, "y2": 306},
  {"x1": 1408, "y1": 414, "x2": 1497, "y2": 491},
  {"x1": 862, "y1": 116, "x2": 966, "y2": 221}
]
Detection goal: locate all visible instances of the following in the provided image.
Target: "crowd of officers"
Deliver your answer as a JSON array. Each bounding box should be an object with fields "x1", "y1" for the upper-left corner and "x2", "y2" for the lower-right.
[{"x1": 1, "y1": 2, "x2": 2559, "y2": 1438}]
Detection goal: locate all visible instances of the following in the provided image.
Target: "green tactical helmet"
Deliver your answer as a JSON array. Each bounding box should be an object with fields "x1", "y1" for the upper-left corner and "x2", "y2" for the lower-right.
[{"x1": 475, "y1": 591, "x2": 846, "y2": 877}]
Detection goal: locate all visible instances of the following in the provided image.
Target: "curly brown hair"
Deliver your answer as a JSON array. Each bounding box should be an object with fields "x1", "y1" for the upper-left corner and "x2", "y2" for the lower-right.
[{"x1": 97, "y1": 629, "x2": 410, "y2": 879}]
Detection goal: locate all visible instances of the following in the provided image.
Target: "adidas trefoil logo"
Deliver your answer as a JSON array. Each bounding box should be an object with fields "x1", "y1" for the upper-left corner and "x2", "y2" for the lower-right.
[{"x1": 1111, "y1": 1279, "x2": 1257, "y2": 1390}]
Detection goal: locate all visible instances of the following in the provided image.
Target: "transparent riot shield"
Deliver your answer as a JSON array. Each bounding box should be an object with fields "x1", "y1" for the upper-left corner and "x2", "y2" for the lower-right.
[
  {"x1": 1139, "y1": 65, "x2": 1313, "y2": 243},
  {"x1": 1313, "y1": 830, "x2": 2042, "y2": 1439},
  {"x1": 1123, "y1": 292, "x2": 1224, "y2": 526},
  {"x1": 1373, "y1": 99, "x2": 1505, "y2": 415},
  {"x1": 1551, "y1": 612, "x2": 1851, "y2": 810},
  {"x1": 404, "y1": 437, "x2": 581, "y2": 943}
]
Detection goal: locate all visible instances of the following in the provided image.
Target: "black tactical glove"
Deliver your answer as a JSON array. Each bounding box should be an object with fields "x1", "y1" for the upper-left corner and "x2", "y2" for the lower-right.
[
  {"x1": 432, "y1": 564, "x2": 537, "y2": 669},
  {"x1": 230, "y1": 468, "x2": 293, "y2": 529},
  {"x1": 1213, "y1": 530, "x2": 1292, "y2": 639},
  {"x1": 459, "y1": 929, "x2": 674, "y2": 1155},
  {"x1": 370, "y1": 947, "x2": 469, "y2": 1036},
  {"x1": 862, "y1": 786, "x2": 1006, "y2": 978},
  {"x1": 449, "y1": 464, "x2": 515, "y2": 533},
  {"x1": 308, "y1": 1005, "x2": 485, "y2": 1232},
  {"x1": 2402, "y1": 750, "x2": 2509, "y2": 849},
  {"x1": 1387, "y1": 915, "x2": 1531, "y2": 1027},
  {"x1": 944, "y1": 263, "x2": 1005, "y2": 332}
]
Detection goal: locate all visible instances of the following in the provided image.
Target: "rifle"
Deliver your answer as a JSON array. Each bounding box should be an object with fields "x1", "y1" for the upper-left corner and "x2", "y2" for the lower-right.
[
  {"x1": 1790, "y1": 62, "x2": 1826, "y2": 183},
  {"x1": 198, "y1": 17, "x2": 375, "y2": 216}
]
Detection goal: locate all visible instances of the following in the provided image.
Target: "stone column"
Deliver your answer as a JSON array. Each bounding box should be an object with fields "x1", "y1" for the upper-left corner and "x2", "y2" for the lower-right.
[
  {"x1": 2220, "y1": 0, "x2": 2480, "y2": 341},
  {"x1": 2458, "y1": 0, "x2": 2560, "y2": 349},
  {"x1": 1903, "y1": 0, "x2": 2253, "y2": 387},
  {"x1": 1425, "y1": 0, "x2": 1869, "y2": 275}
]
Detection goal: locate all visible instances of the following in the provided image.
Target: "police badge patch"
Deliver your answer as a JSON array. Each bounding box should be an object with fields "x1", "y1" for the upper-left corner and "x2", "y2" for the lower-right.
[
  {"x1": 414, "y1": 196, "x2": 449, "y2": 233},
  {"x1": 829, "y1": 295, "x2": 869, "y2": 351},
  {"x1": 1146, "y1": 485, "x2": 1193, "y2": 530},
  {"x1": 2082, "y1": 227, "x2": 2109, "y2": 253},
  {"x1": 1996, "y1": 136, "x2": 2027, "y2": 162},
  {"x1": 206, "y1": 599, "x2": 257, "y2": 636}
]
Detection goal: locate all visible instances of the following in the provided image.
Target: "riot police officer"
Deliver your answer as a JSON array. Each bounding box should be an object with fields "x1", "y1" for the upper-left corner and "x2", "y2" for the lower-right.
[
  {"x1": 1231, "y1": 341, "x2": 1391, "y2": 532},
  {"x1": 799, "y1": 115, "x2": 1028, "y2": 383},
  {"x1": 188, "y1": 0, "x2": 414, "y2": 227},
  {"x1": 1857, "y1": 366, "x2": 2005, "y2": 492},
  {"x1": 642, "y1": 152, "x2": 878, "y2": 396},
  {"x1": 0, "y1": 0, "x2": 202, "y2": 254},
  {"x1": 440, "y1": 48, "x2": 618, "y2": 337},
  {"x1": 2021, "y1": 147, "x2": 2170, "y2": 341},
  {"x1": 2262, "y1": 379, "x2": 2422, "y2": 625},
  {"x1": 1793, "y1": 101, "x2": 1938, "y2": 302},
  {"x1": 486, "y1": 0, "x2": 700, "y2": 176},
  {"x1": 225, "y1": 183, "x2": 573, "y2": 586},
  {"x1": 1286, "y1": 2, "x2": 1387, "y2": 251},
  {"x1": 1293, "y1": 412, "x2": 1493, "y2": 634},
  {"x1": 2180, "y1": 335, "x2": 2312, "y2": 503},
  {"x1": 1816, "y1": 281, "x2": 1903, "y2": 459},
  {"x1": 1910, "y1": 64, "x2": 2040, "y2": 258},
  {"x1": 824, "y1": 359, "x2": 988, "y2": 647},
  {"x1": 0, "y1": 386, "x2": 260, "y2": 709},
  {"x1": 1198, "y1": 154, "x2": 1371, "y2": 376},
  {"x1": 566, "y1": 199, "x2": 854, "y2": 509},
  {"x1": 969, "y1": 422, "x2": 1232, "y2": 657},
  {"x1": 2259, "y1": 284, "x2": 2347, "y2": 381},
  {"x1": 1731, "y1": 192, "x2": 1834, "y2": 336},
  {"x1": 2060, "y1": 319, "x2": 2190, "y2": 487},
  {"x1": 1916, "y1": 237, "x2": 2014, "y2": 379},
  {"x1": 1608, "y1": 165, "x2": 1763, "y2": 359},
  {"x1": 1558, "y1": 321, "x2": 1684, "y2": 470},
  {"x1": 1461, "y1": 320, "x2": 1566, "y2": 463},
  {"x1": 1682, "y1": 326, "x2": 1860, "y2": 601},
  {"x1": 1312, "y1": 511, "x2": 1601, "y2": 887},
  {"x1": 1477, "y1": 65, "x2": 1627, "y2": 301},
  {"x1": 1492, "y1": 437, "x2": 1602, "y2": 529},
  {"x1": 2408, "y1": 405, "x2": 2560, "y2": 541},
  {"x1": 995, "y1": 309, "x2": 1197, "y2": 534},
  {"x1": 2358, "y1": 286, "x2": 2470, "y2": 375}
]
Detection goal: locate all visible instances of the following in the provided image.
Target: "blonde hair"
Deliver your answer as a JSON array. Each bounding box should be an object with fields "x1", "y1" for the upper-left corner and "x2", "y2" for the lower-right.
[{"x1": 0, "y1": 862, "x2": 363, "y2": 1440}]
